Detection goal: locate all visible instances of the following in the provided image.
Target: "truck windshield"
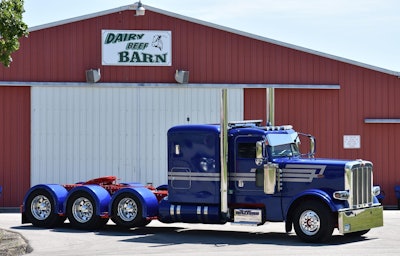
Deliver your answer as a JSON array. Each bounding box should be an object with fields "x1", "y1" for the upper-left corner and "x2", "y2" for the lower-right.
[{"x1": 270, "y1": 143, "x2": 300, "y2": 158}]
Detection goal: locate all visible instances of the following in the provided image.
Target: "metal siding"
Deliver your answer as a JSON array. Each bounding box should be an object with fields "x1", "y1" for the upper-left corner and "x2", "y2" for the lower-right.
[
  {"x1": 244, "y1": 89, "x2": 266, "y2": 124},
  {"x1": 274, "y1": 66, "x2": 400, "y2": 205},
  {"x1": 31, "y1": 87, "x2": 242, "y2": 187},
  {"x1": 0, "y1": 87, "x2": 30, "y2": 207},
  {"x1": 0, "y1": 9, "x2": 342, "y2": 84},
  {"x1": 0, "y1": 8, "x2": 398, "y2": 205},
  {"x1": 275, "y1": 88, "x2": 340, "y2": 157},
  {"x1": 361, "y1": 73, "x2": 400, "y2": 204}
]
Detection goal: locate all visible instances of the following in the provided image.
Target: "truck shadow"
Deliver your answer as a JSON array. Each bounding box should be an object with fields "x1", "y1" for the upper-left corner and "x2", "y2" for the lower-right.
[
  {"x1": 14, "y1": 222, "x2": 372, "y2": 247},
  {"x1": 114, "y1": 227, "x2": 371, "y2": 247}
]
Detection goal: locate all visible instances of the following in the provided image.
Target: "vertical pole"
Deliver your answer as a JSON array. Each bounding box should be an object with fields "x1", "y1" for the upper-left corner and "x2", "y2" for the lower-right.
[
  {"x1": 220, "y1": 89, "x2": 228, "y2": 217},
  {"x1": 266, "y1": 87, "x2": 275, "y2": 126}
]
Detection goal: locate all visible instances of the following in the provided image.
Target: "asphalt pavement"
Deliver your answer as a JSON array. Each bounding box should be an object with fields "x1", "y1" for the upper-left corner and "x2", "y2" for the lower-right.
[{"x1": 0, "y1": 210, "x2": 399, "y2": 255}]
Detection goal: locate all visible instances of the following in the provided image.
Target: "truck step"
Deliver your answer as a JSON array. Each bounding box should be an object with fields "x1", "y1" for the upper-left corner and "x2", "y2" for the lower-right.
[{"x1": 231, "y1": 221, "x2": 262, "y2": 226}]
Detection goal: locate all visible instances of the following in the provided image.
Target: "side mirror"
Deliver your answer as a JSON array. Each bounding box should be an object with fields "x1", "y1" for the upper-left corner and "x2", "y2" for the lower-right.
[
  {"x1": 309, "y1": 135, "x2": 316, "y2": 158},
  {"x1": 298, "y1": 133, "x2": 316, "y2": 158},
  {"x1": 255, "y1": 141, "x2": 264, "y2": 166}
]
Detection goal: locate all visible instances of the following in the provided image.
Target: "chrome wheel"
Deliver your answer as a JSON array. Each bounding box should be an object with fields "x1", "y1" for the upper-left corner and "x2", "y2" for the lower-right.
[
  {"x1": 67, "y1": 190, "x2": 106, "y2": 229},
  {"x1": 111, "y1": 193, "x2": 148, "y2": 228},
  {"x1": 25, "y1": 188, "x2": 66, "y2": 228},
  {"x1": 31, "y1": 195, "x2": 51, "y2": 220},
  {"x1": 72, "y1": 197, "x2": 94, "y2": 223},
  {"x1": 299, "y1": 210, "x2": 320, "y2": 236},
  {"x1": 293, "y1": 201, "x2": 334, "y2": 242},
  {"x1": 117, "y1": 197, "x2": 138, "y2": 222}
]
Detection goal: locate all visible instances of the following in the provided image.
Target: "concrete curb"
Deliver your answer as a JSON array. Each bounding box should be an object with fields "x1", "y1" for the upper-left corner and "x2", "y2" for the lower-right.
[{"x1": 0, "y1": 229, "x2": 32, "y2": 255}]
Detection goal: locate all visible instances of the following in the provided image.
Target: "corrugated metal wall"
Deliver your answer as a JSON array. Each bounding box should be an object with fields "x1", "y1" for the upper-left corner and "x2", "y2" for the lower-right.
[
  {"x1": 0, "y1": 9, "x2": 345, "y2": 85},
  {"x1": 0, "y1": 87, "x2": 30, "y2": 207},
  {"x1": 31, "y1": 87, "x2": 243, "y2": 186},
  {"x1": 0, "y1": 6, "x2": 398, "y2": 205},
  {"x1": 271, "y1": 66, "x2": 400, "y2": 204}
]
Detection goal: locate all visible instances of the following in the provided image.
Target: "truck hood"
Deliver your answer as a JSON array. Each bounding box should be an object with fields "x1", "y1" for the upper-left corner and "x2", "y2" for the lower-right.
[
  {"x1": 272, "y1": 157, "x2": 351, "y2": 168},
  {"x1": 272, "y1": 157, "x2": 355, "y2": 188}
]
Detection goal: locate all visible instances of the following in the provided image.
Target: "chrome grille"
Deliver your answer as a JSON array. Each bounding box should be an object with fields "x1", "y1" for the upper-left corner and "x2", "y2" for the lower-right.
[{"x1": 346, "y1": 160, "x2": 373, "y2": 208}]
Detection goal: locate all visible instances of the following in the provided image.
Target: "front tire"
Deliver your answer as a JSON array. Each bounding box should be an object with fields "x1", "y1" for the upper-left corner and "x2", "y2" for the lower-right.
[
  {"x1": 293, "y1": 200, "x2": 334, "y2": 243},
  {"x1": 66, "y1": 191, "x2": 106, "y2": 229},
  {"x1": 111, "y1": 192, "x2": 150, "y2": 228},
  {"x1": 25, "y1": 189, "x2": 64, "y2": 228}
]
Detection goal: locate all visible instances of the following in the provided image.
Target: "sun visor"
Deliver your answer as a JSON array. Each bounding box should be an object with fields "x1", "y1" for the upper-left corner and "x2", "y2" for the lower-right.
[{"x1": 266, "y1": 132, "x2": 298, "y2": 146}]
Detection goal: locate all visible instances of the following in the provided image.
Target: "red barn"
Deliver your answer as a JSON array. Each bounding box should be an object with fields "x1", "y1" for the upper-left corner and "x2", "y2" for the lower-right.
[{"x1": 0, "y1": 4, "x2": 399, "y2": 207}]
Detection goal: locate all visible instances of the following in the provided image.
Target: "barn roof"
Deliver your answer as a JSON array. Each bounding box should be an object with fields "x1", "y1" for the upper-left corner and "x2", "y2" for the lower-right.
[{"x1": 29, "y1": 4, "x2": 400, "y2": 77}]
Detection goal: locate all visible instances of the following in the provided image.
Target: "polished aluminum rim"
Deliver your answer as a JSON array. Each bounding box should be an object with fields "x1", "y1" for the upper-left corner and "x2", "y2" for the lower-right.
[
  {"x1": 31, "y1": 195, "x2": 51, "y2": 220},
  {"x1": 299, "y1": 210, "x2": 320, "y2": 235},
  {"x1": 117, "y1": 197, "x2": 138, "y2": 222},
  {"x1": 72, "y1": 197, "x2": 93, "y2": 223}
]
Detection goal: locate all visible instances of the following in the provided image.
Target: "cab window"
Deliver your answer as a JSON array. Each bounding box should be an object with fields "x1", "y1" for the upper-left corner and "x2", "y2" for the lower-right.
[{"x1": 237, "y1": 143, "x2": 256, "y2": 158}]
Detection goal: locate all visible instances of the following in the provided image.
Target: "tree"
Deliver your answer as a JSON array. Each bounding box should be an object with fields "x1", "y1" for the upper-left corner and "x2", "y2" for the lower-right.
[{"x1": 0, "y1": 0, "x2": 28, "y2": 67}]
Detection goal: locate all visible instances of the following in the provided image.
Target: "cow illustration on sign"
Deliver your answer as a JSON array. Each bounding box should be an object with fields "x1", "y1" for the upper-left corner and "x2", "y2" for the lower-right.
[{"x1": 152, "y1": 35, "x2": 163, "y2": 51}]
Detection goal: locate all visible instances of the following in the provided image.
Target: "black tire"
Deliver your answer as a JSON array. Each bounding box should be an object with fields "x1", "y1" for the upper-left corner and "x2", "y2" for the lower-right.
[
  {"x1": 293, "y1": 200, "x2": 334, "y2": 243},
  {"x1": 66, "y1": 191, "x2": 106, "y2": 230},
  {"x1": 25, "y1": 189, "x2": 64, "y2": 228},
  {"x1": 111, "y1": 192, "x2": 150, "y2": 228}
]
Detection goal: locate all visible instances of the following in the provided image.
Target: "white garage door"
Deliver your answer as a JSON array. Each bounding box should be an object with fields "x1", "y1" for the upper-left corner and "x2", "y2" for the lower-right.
[{"x1": 31, "y1": 86, "x2": 243, "y2": 186}]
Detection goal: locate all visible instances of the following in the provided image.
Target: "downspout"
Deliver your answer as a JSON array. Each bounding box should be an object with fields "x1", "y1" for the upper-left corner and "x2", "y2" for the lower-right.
[{"x1": 220, "y1": 89, "x2": 228, "y2": 218}]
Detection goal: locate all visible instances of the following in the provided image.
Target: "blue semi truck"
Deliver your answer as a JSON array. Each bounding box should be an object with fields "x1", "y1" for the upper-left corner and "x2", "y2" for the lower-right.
[{"x1": 21, "y1": 119, "x2": 383, "y2": 242}]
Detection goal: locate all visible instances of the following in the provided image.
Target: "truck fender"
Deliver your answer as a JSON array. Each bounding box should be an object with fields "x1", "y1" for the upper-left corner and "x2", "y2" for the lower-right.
[
  {"x1": 22, "y1": 184, "x2": 68, "y2": 215},
  {"x1": 156, "y1": 184, "x2": 168, "y2": 191},
  {"x1": 284, "y1": 189, "x2": 345, "y2": 233},
  {"x1": 120, "y1": 182, "x2": 145, "y2": 187},
  {"x1": 64, "y1": 185, "x2": 111, "y2": 217},
  {"x1": 109, "y1": 187, "x2": 159, "y2": 218}
]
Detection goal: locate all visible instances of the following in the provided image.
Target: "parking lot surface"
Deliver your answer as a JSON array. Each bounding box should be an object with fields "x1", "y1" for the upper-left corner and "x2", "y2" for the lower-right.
[{"x1": 0, "y1": 210, "x2": 399, "y2": 255}]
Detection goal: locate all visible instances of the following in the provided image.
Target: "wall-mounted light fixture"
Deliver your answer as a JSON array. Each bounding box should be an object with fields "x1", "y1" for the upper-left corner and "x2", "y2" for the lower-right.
[
  {"x1": 175, "y1": 70, "x2": 189, "y2": 84},
  {"x1": 85, "y1": 69, "x2": 101, "y2": 83},
  {"x1": 135, "y1": 1, "x2": 145, "y2": 16}
]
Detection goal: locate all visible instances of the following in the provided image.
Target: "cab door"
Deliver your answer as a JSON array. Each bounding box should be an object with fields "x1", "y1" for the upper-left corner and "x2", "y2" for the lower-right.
[
  {"x1": 230, "y1": 134, "x2": 284, "y2": 221},
  {"x1": 233, "y1": 135, "x2": 265, "y2": 192}
]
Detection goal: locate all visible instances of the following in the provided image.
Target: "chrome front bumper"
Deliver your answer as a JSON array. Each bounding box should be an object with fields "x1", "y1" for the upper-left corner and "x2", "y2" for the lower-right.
[{"x1": 338, "y1": 206, "x2": 383, "y2": 234}]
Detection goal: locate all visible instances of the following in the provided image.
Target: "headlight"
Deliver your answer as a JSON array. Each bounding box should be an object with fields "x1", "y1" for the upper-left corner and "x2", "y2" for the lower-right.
[
  {"x1": 333, "y1": 191, "x2": 350, "y2": 200},
  {"x1": 373, "y1": 186, "x2": 381, "y2": 196}
]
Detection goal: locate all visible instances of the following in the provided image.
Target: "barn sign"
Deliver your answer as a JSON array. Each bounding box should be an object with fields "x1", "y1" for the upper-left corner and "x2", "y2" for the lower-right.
[{"x1": 102, "y1": 30, "x2": 172, "y2": 66}]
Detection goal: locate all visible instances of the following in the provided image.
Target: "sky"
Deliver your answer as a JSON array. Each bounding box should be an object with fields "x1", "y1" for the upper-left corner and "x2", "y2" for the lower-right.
[{"x1": 22, "y1": 0, "x2": 400, "y2": 72}]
